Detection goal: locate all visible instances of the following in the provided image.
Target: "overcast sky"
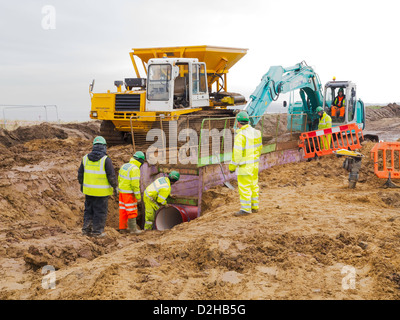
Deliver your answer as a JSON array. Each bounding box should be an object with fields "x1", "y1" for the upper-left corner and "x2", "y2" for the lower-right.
[{"x1": 0, "y1": 0, "x2": 399, "y2": 121}]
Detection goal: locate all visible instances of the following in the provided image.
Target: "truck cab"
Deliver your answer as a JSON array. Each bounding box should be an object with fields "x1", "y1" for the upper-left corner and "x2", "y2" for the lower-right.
[
  {"x1": 323, "y1": 80, "x2": 365, "y2": 129},
  {"x1": 146, "y1": 57, "x2": 209, "y2": 111}
]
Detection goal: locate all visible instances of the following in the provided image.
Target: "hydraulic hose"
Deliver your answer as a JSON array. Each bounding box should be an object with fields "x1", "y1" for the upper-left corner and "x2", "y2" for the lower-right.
[{"x1": 269, "y1": 80, "x2": 280, "y2": 101}]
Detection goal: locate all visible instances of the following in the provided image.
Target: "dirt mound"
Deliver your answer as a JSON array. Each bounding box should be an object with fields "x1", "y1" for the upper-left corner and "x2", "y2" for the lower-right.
[
  {"x1": 0, "y1": 123, "x2": 67, "y2": 147},
  {"x1": 366, "y1": 103, "x2": 400, "y2": 121},
  {"x1": 1, "y1": 120, "x2": 400, "y2": 300},
  {"x1": 52, "y1": 121, "x2": 101, "y2": 140},
  {"x1": 255, "y1": 113, "x2": 292, "y2": 143},
  {"x1": 0, "y1": 121, "x2": 100, "y2": 147}
]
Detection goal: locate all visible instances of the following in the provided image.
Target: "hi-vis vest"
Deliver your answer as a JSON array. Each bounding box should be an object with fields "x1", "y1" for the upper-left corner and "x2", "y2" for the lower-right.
[
  {"x1": 332, "y1": 96, "x2": 346, "y2": 117},
  {"x1": 118, "y1": 158, "x2": 141, "y2": 200},
  {"x1": 229, "y1": 124, "x2": 263, "y2": 175},
  {"x1": 82, "y1": 155, "x2": 113, "y2": 197},
  {"x1": 318, "y1": 112, "x2": 332, "y2": 130},
  {"x1": 334, "y1": 96, "x2": 345, "y2": 108},
  {"x1": 145, "y1": 177, "x2": 171, "y2": 206}
]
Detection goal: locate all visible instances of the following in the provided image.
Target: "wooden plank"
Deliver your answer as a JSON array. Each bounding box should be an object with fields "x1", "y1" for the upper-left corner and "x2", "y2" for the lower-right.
[
  {"x1": 276, "y1": 140, "x2": 300, "y2": 151},
  {"x1": 168, "y1": 196, "x2": 198, "y2": 206},
  {"x1": 262, "y1": 143, "x2": 276, "y2": 154}
]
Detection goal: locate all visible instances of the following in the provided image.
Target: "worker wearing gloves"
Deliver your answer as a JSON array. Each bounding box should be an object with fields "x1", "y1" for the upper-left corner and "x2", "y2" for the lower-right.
[
  {"x1": 143, "y1": 171, "x2": 180, "y2": 230},
  {"x1": 316, "y1": 106, "x2": 332, "y2": 150},
  {"x1": 229, "y1": 111, "x2": 262, "y2": 216},
  {"x1": 118, "y1": 151, "x2": 146, "y2": 234},
  {"x1": 78, "y1": 136, "x2": 118, "y2": 237}
]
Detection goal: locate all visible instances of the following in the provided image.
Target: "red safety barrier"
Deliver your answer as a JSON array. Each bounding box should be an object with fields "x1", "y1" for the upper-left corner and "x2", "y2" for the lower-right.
[
  {"x1": 299, "y1": 123, "x2": 364, "y2": 159},
  {"x1": 370, "y1": 142, "x2": 400, "y2": 179}
]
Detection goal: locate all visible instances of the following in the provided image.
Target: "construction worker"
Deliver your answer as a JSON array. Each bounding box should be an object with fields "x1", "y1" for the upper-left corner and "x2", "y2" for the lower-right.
[
  {"x1": 229, "y1": 111, "x2": 262, "y2": 216},
  {"x1": 316, "y1": 106, "x2": 332, "y2": 150},
  {"x1": 143, "y1": 171, "x2": 180, "y2": 230},
  {"x1": 118, "y1": 151, "x2": 146, "y2": 234},
  {"x1": 78, "y1": 136, "x2": 118, "y2": 237},
  {"x1": 331, "y1": 88, "x2": 346, "y2": 121}
]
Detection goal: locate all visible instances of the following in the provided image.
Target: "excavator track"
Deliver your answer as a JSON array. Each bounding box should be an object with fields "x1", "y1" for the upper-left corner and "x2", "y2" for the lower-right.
[
  {"x1": 99, "y1": 120, "x2": 127, "y2": 146},
  {"x1": 100, "y1": 109, "x2": 238, "y2": 148}
]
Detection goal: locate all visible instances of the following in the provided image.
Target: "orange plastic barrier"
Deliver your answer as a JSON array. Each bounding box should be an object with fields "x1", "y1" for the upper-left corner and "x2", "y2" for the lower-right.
[
  {"x1": 370, "y1": 142, "x2": 400, "y2": 179},
  {"x1": 299, "y1": 123, "x2": 364, "y2": 159}
]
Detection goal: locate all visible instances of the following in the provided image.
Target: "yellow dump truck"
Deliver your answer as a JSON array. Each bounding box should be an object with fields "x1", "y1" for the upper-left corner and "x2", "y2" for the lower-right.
[{"x1": 89, "y1": 45, "x2": 248, "y2": 145}]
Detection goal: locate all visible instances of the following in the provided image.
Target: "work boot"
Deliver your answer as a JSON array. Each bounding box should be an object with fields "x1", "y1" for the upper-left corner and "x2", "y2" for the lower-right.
[
  {"x1": 252, "y1": 209, "x2": 259, "y2": 213},
  {"x1": 128, "y1": 218, "x2": 143, "y2": 235},
  {"x1": 234, "y1": 210, "x2": 251, "y2": 217},
  {"x1": 81, "y1": 229, "x2": 91, "y2": 236},
  {"x1": 118, "y1": 229, "x2": 129, "y2": 234},
  {"x1": 92, "y1": 232, "x2": 106, "y2": 238}
]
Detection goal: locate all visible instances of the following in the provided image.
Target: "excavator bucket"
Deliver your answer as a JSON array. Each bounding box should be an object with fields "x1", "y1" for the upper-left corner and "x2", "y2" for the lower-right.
[{"x1": 129, "y1": 45, "x2": 248, "y2": 88}]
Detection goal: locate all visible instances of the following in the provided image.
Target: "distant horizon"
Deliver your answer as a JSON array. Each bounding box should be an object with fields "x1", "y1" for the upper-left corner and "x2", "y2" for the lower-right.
[{"x1": 1, "y1": 101, "x2": 398, "y2": 124}]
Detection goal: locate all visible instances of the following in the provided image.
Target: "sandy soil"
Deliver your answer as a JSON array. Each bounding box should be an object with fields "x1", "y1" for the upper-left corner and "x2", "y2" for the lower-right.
[
  {"x1": 0, "y1": 105, "x2": 400, "y2": 300},
  {"x1": 364, "y1": 103, "x2": 400, "y2": 141}
]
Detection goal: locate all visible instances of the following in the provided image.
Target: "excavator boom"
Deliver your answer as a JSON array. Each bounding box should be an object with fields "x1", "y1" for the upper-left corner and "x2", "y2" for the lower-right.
[
  {"x1": 245, "y1": 60, "x2": 368, "y2": 136},
  {"x1": 245, "y1": 61, "x2": 324, "y2": 129}
]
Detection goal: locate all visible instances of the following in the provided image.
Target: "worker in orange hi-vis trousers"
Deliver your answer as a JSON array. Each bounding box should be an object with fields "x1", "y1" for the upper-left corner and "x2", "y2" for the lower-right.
[
  {"x1": 331, "y1": 88, "x2": 346, "y2": 121},
  {"x1": 118, "y1": 151, "x2": 145, "y2": 234}
]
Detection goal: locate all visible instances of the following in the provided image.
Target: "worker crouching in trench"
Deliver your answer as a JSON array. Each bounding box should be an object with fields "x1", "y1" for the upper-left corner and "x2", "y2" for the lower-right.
[{"x1": 143, "y1": 171, "x2": 180, "y2": 230}]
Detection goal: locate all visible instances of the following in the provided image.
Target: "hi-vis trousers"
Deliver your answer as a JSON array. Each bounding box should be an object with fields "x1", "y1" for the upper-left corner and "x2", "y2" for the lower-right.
[
  {"x1": 119, "y1": 193, "x2": 138, "y2": 230},
  {"x1": 237, "y1": 167, "x2": 259, "y2": 213},
  {"x1": 143, "y1": 192, "x2": 160, "y2": 230},
  {"x1": 320, "y1": 134, "x2": 332, "y2": 150}
]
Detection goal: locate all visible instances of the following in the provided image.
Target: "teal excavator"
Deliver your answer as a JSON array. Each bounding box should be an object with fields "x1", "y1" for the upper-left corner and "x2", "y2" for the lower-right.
[{"x1": 244, "y1": 61, "x2": 367, "y2": 133}]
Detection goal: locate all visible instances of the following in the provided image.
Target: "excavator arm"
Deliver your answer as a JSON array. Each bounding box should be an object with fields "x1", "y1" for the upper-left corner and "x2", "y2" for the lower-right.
[{"x1": 245, "y1": 61, "x2": 324, "y2": 128}]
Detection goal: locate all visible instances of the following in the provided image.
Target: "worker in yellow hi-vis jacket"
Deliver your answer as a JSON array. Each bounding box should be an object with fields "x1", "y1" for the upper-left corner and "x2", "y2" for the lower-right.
[
  {"x1": 229, "y1": 111, "x2": 262, "y2": 216},
  {"x1": 316, "y1": 106, "x2": 332, "y2": 150},
  {"x1": 143, "y1": 171, "x2": 180, "y2": 230},
  {"x1": 118, "y1": 151, "x2": 145, "y2": 235}
]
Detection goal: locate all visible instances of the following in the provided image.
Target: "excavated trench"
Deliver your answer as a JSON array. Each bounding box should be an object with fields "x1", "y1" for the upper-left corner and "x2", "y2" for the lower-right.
[{"x1": 1, "y1": 104, "x2": 400, "y2": 299}]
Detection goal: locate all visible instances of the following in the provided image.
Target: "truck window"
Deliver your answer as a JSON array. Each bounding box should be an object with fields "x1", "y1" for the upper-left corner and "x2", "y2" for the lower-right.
[{"x1": 147, "y1": 64, "x2": 171, "y2": 101}]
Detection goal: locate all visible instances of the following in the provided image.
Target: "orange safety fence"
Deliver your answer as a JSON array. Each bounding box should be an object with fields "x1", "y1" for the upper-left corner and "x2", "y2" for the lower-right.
[
  {"x1": 299, "y1": 123, "x2": 364, "y2": 159},
  {"x1": 370, "y1": 142, "x2": 400, "y2": 179}
]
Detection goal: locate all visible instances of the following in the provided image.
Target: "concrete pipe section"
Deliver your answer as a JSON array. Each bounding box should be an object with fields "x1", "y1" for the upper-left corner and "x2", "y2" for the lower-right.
[{"x1": 154, "y1": 204, "x2": 198, "y2": 230}]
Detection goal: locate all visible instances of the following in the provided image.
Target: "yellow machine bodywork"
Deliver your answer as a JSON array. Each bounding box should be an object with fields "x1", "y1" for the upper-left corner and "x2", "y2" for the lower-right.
[
  {"x1": 89, "y1": 45, "x2": 248, "y2": 142},
  {"x1": 90, "y1": 91, "x2": 202, "y2": 132},
  {"x1": 129, "y1": 45, "x2": 248, "y2": 93}
]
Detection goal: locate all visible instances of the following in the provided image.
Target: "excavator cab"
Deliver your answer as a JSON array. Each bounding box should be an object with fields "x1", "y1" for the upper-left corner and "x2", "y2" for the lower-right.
[{"x1": 323, "y1": 81, "x2": 365, "y2": 129}]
